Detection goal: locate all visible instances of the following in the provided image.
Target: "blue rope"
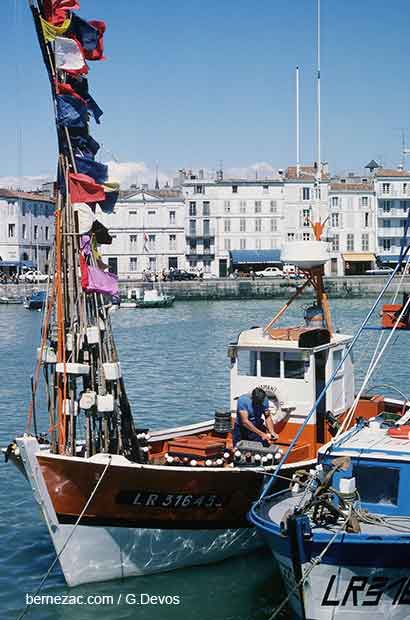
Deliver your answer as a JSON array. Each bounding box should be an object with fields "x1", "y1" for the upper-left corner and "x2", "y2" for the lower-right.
[{"x1": 259, "y1": 252, "x2": 409, "y2": 500}]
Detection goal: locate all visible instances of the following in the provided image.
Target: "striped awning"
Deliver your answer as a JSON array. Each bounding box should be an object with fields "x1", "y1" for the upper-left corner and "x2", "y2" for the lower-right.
[{"x1": 342, "y1": 253, "x2": 375, "y2": 262}]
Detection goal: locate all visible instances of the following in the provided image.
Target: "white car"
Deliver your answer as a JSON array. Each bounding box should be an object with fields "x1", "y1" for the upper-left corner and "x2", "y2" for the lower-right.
[
  {"x1": 365, "y1": 267, "x2": 394, "y2": 276},
  {"x1": 202, "y1": 272, "x2": 218, "y2": 280},
  {"x1": 19, "y1": 270, "x2": 49, "y2": 283},
  {"x1": 255, "y1": 267, "x2": 283, "y2": 278}
]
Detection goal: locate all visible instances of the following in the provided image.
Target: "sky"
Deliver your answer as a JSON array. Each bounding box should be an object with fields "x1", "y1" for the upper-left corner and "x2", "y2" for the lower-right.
[{"x1": 1, "y1": 0, "x2": 410, "y2": 188}]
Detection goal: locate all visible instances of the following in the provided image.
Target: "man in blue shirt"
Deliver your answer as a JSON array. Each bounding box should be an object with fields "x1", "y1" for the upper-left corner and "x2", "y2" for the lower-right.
[{"x1": 233, "y1": 387, "x2": 278, "y2": 446}]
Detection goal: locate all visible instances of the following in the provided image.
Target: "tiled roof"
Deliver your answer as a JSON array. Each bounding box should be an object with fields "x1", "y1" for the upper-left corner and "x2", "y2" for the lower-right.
[
  {"x1": 285, "y1": 165, "x2": 329, "y2": 180},
  {"x1": 375, "y1": 169, "x2": 410, "y2": 178},
  {"x1": 0, "y1": 188, "x2": 55, "y2": 203},
  {"x1": 330, "y1": 182, "x2": 374, "y2": 192}
]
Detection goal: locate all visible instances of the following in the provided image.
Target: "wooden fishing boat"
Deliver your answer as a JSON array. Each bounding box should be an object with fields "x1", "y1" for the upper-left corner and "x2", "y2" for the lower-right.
[{"x1": 5, "y1": 0, "x2": 380, "y2": 588}]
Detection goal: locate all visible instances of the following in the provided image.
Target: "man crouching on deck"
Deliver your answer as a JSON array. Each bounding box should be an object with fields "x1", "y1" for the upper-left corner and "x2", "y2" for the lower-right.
[{"x1": 233, "y1": 387, "x2": 278, "y2": 446}]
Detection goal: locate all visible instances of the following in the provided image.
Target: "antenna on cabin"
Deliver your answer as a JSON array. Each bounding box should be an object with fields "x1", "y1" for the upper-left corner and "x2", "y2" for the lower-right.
[{"x1": 296, "y1": 66, "x2": 300, "y2": 179}]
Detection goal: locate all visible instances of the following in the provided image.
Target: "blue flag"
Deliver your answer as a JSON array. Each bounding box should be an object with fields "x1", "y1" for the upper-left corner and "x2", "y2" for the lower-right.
[
  {"x1": 56, "y1": 95, "x2": 88, "y2": 128},
  {"x1": 75, "y1": 156, "x2": 108, "y2": 185},
  {"x1": 69, "y1": 15, "x2": 99, "y2": 52}
]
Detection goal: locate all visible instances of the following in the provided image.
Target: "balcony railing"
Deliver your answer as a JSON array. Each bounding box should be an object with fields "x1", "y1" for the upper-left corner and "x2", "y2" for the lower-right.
[{"x1": 378, "y1": 189, "x2": 410, "y2": 198}]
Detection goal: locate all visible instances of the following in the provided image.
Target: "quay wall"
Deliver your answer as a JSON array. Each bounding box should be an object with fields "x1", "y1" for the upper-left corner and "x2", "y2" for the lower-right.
[{"x1": 1, "y1": 277, "x2": 409, "y2": 301}]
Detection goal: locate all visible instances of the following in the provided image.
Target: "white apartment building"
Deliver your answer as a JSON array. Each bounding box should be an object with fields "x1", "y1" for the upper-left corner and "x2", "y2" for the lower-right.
[
  {"x1": 373, "y1": 169, "x2": 410, "y2": 266},
  {"x1": 327, "y1": 180, "x2": 376, "y2": 276},
  {"x1": 283, "y1": 165, "x2": 329, "y2": 239},
  {"x1": 183, "y1": 175, "x2": 285, "y2": 276},
  {"x1": 98, "y1": 188, "x2": 186, "y2": 279},
  {"x1": 0, "y1": 189, "x2": 55, "y2": 273}
]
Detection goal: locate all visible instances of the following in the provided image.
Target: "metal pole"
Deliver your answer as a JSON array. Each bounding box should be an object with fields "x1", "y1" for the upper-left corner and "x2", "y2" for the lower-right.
[
  {"x1": 296, "y1": 66, "x2": 300, "y2": 178},
  {"x1": 316, "y1": 0, "x2": 321, "y2": 184}
]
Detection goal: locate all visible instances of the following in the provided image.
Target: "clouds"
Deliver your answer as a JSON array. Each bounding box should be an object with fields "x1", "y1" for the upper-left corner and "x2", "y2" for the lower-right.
[{"x1": 0, "y1": 160, "x2": 280, "y2": 192}]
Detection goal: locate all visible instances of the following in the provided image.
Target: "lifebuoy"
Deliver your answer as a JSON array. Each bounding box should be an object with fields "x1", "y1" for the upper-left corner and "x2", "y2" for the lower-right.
[{"x1": 387, "y1": 426, "x2": 410, "y2": 439}]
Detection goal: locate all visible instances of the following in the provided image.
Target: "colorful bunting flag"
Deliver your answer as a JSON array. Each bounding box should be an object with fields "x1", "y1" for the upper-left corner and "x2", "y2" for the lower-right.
[
  {"x1": 69, "y1": 172, "x2": 105, "y2": 203},
  {"x1": 40, "y1": 16, "x2": 71, "y2": 42},
  {"x1": 97, "y1": 182, "x2": 120, "y2": 214},
  {"x1": 69, "y1": 14, "x2": 99, "y2": 52},
  {"x1": 69, "y1": 130, "x2": 100, "y2": 158},
  {"x1": 56, "y1": 81, "x2": 86, "y2": 104},
  {"x1": 75, "y1": 156, "x2": 108, "y2": 185},
  {"x1": 55, "y1": 36, "x2": 86, "y2": 71},
  {"x1": 65, "y1": 76, "x2": 103, "y2": 123},
  {"x1": 44, "y1": 0, "x2": 80, "y2": 26},
  {"x1": 86, "y1": 21, "x2": 106, "y2": 61},
  {"x1": 56, "y1": 94, "x2": 88, "y2": 128}
]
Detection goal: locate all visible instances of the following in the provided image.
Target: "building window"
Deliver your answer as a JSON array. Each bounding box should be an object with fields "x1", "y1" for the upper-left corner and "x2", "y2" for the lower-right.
[
  {"x1": 130, "y1": 234, "x2": 137, "y2": 246},
  {"x1": 382, "y1": 183, "x2": 391, "y2": 194},
  {"x1": 270, "y1": 219, "x2": 277, "y2": 232},
  {"x1": 240, "y1": 238, "x2": 246, "y2": 249},
  {"x1": 203, "y1": 201, "x2": 210, "y2": 216},
  {"x1": 149, "y1": 256, "x2": 157, "y2": 270},
  {"x1": 189, "y1": 219, "x2": 196, "y2": 236},
  {"x1": 360, "y1": 196, "x2": 369, "y2": 207},
  {"x1": 331, "y1": 196, "x2": 339, "y2": 207},
  {"x1": 194, "y1": 185, "x2": 204, "y2": 194},
  {"x1": 331, "y1": 213, "x2": 340, "y2": 228},
  {"x1": 148, "y1": 234, "x2": 156, "y2": 249},
  {"x1": 8, "y1": 223, "x2": 15, "y2": 238},
  {"x1": 34, "y1": 225, "x2": 38, "y2": 240},
  {"x1": 129, "y1": 257, "x2": 138, "y2": 272},
  {"x1": 8, "y1": 204, "x2": 15, "y2": 217},
  {"x1": 22, "y1": 202, "x2": 26, "y2": 216},
  {"x1": 169, "y1": 210, "x2": 176, "y2": 223},
  {"x1": 302, "y1": 187, "x2": 310, "y2": 200},
  {"x1": 382, "y1": 200, "x2": 390, "y2": 213},
  {"x1": 383, "y1": 239, "x2": 391, "y2": 251},
  {"x1": 364, "y1": 212, "x2": 369, "y2": 227},
  {"x1": 203, "y1": 219, "x2": 210, "y2": 236},
  {"x1": 147, "y1": 210, "x2": 156, "y2": 216},
  {"x1": 129, "y1": 210, "x2": 137, "y2": 216},
  {"x1": 22, "y1": 224, "x2": 26, "y2": 239},
  {"x1": 332, "y1": 234, "x2": 339, "y2": 252},
  {"x1": 224, "y1": 219, "x2": 231, "y2": 233},
  {"x1": 303, "y1": 232, "x2": 310, "y2": 241},
  {"x1": 240, "y1": 200, "x2": 247, "y2": 213},
  {"x1": 189, "y1": 201, "x2": 196, "y2": 216},
  {"x1": 270, "y1": 200, "x2": 277, "y2": 213},
  {"x1": 224, "y1": 238, "x2": 231, "y2": 251},
  {"x1": 383, "y1": 219, "x2": 391, "y2": 228},
  {"x1": 45, "y1": 226, "x2": 49, "y2": 241},
  {"x1": 254, "y1": 200, "x2": 262, "y2": 213},
  {"x1": 346, "y1": 233, "x2": 354, "y2": 251},
  {"x1": 287, "y1": 232, "x2": 295, "y2": 241},
  {"x1": 232, "y1": 185, "x2": 238, "y2": 193},
  {"x1": 224, "y1": 201, "x2": 231, "y2": 213},
  {"x1": 263, "y1": 185, "x2": 269, "y2": 193},
  {"x1": 255, "y1": 219, "x2": 262, "y2": 232},
  {"x1": 403, "y1": 183, "x2": 408, "y2": 195},
  {"x1": 256, "y1": 239, "x2": 262, "y2": 249},
  {"x1": 240, "y1": 218, "x2": 246, "y2": 233},
  {"x1": 302, "y1": 208, "x2": 310, "y2": 227},
  {"x1": 362, "y1": 233, "x2": 369, "y2": 251},
  {"x1": 169, "y1": 234, "x2": 176, "y2": 251}
]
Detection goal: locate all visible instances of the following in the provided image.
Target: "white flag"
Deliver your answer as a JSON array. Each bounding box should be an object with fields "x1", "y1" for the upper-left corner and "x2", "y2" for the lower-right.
[{"x1": 55, "y1": 37, "x2": 85, "y2": 71}]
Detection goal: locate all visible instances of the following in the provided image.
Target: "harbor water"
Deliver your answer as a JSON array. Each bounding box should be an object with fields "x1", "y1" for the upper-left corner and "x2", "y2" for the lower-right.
[{"x1": 0, "y1": 297, "x2": 405, "y2": 619}]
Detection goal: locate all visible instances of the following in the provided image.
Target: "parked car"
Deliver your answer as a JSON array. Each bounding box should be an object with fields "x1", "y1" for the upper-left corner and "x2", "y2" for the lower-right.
[
  {"x1": 365, "y1": 267, "x2": 394, "y2": 275},
  {"x1": 202, "y1": 272, "x2": 218, "y2": 280},
  {"x1": 168, "y1": 269, "x2": 198, "y2": 281},
  {"x1": 255, "y1": 267, "x2": 283, "y2": 278},
  {"x1": 18, "y1": 270, "x2": 49, "y2": 283}
]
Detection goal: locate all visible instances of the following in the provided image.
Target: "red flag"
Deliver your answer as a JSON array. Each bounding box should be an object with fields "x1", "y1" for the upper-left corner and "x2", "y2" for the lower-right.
[
  {"x1": 69, "y1": 172, "x2": 105, "y2": 203},
  {"x1": 55, "y1": 81, "x2": 86, "y2": 104},
  {"x1": 44, "y1": 0, "x2": 80, "y2": 25},
  {"x1": 86, "y1": 21, "x2": 106, "y2": 61}
]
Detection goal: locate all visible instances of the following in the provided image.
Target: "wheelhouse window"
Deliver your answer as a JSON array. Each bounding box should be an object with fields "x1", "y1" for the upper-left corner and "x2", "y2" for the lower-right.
[
  {"x1": 260, "y1": 351, "x2": 280, "y2": 377},
  {"x1": 237, "y1": 350, "x2": 257, "y2": 376},
  {"x1": 284, "y1": 352, "x2": 306, "y2": 379},
  {"x1": 353, "y1": 465, "x2": 399, "y2": 506}
]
